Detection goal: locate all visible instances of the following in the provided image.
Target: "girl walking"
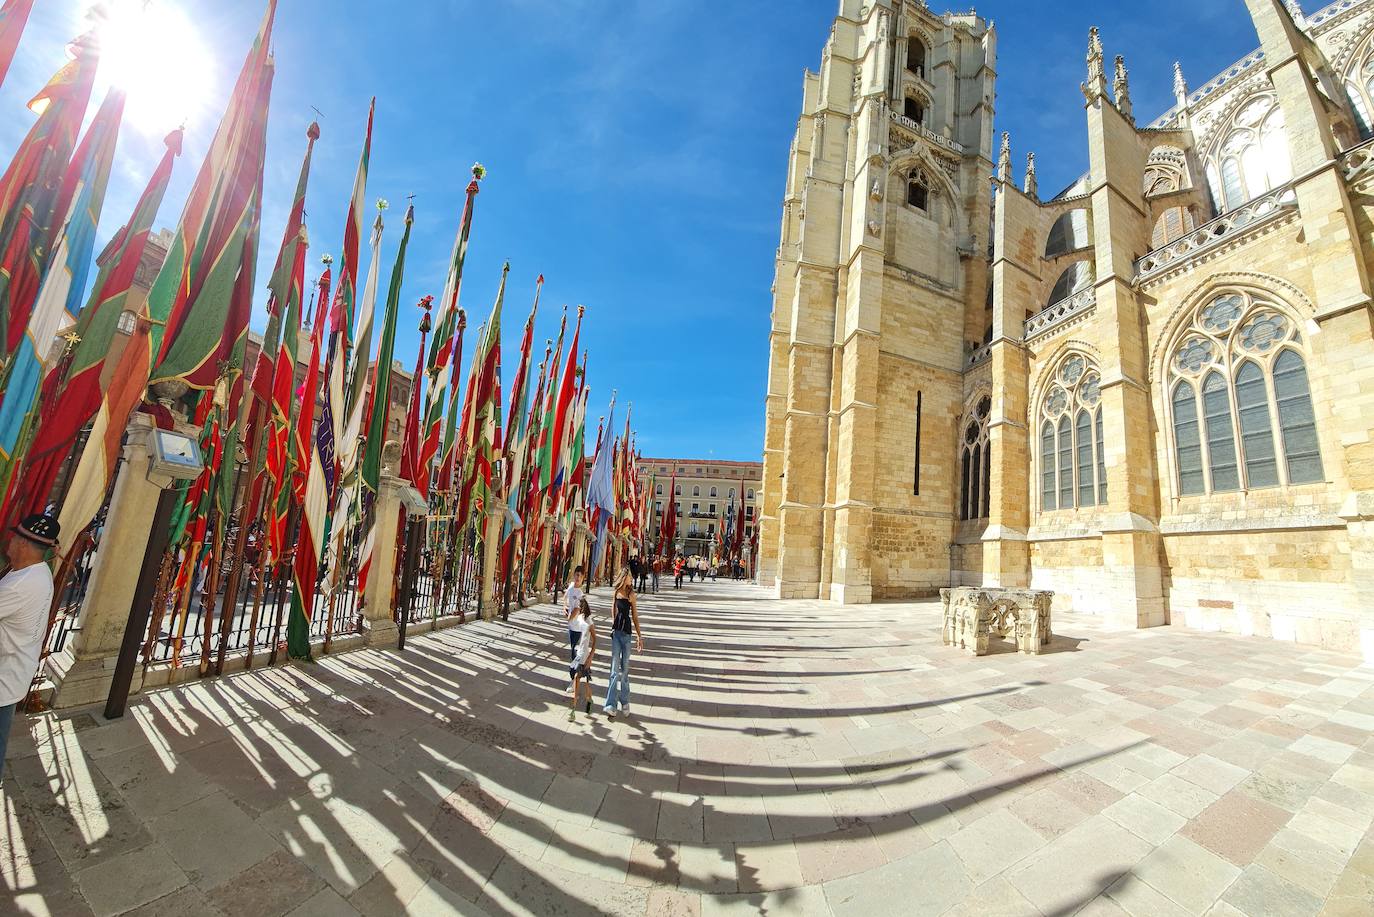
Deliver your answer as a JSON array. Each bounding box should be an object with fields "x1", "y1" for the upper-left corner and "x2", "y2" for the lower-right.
[
  {"x1": 603, "y1": 570, "x2": 644, "y2": 719},
  {"x1": 565, "y1": 565, "x2": 586, "y2": 693},
  {"x1": 568, "y1": 598, "x2": 597, "y2": 721}
]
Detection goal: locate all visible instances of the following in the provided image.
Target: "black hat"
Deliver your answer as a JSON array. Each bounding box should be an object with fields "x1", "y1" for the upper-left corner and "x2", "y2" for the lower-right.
[{"x1": 13, "y1": 513, "x2": 59, "y2": 548}]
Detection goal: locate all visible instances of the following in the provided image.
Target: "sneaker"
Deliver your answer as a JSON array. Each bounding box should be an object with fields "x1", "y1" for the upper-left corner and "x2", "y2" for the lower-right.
[
  {"x1": 619, "y1": 705, "x2": 630, "y2": 716},
  {"x1": 605, "y1": 707, "x2": 617, "y2": 719},
  {"x1": 567, "y1": 710, "x2": 576, "y2": 722},
  {"x1": 584, "y1": 699, "x2": 591, "y2": 714}
]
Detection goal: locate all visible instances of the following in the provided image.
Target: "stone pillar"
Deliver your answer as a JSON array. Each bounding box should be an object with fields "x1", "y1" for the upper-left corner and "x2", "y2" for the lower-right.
[
  {"x1": 48, "y1": 416, "x2": 179, "y2": 709},
  {"x1": 361, "y1": 474, "x2": 406, "y2": 648},
  {"x1": 1085, "y1": 83, "x2": 1167, "y2": 629},
  {"x1": 478, "y1": 505, "x2": 504, "y2": 620},
  {"x1": 982, "y1": 159, "x2": 1038, "y2": 589}
]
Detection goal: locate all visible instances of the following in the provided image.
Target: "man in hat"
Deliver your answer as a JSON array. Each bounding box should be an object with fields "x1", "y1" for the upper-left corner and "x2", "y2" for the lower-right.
[{"x1": 0, "y1": 513, "x2": 58, "y2": 781}]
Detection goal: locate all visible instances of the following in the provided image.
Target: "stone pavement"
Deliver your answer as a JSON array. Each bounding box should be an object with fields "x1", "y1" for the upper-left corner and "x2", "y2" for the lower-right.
[{"x1": 3, "y1": 581, "x2": 1373, "y2": 916}]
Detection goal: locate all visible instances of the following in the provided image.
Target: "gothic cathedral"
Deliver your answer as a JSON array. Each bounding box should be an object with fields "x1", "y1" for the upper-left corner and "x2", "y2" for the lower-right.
[{"x1": 759, "y1": 0, "x2": 1374, "y2": 661}]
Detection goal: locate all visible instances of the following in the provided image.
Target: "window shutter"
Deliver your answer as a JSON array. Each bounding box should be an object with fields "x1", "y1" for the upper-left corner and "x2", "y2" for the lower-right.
[
  {"x1": 1273, "y1": 350, "x2": 1323, "y2": 484},
  {"x1": 1236, "y1": 361, "x2": 1279, "y2": 489},
  {"x1": 1041, "y1": 421, "x2": 1057, "y2": 511},
  {"x1": 1202, "y1": 371, "x2": 1240, "y2": 492},
  {"x1": 1173, "y1": 382, "x2": 1205, "y2": 496}
]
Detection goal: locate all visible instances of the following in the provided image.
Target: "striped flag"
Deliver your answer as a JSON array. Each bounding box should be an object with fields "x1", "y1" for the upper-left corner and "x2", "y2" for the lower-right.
[
  {"x1": 357, "y1": 204, "x2": 414, "y2": 599},
  {"x1": 421, "y1": 165, "x2": 484, "y2": 493},
  {"x1": 457, "y1": 265, "x2": 506, "y2": 538},
  {"x1": 548, "y1": 307, "x2": 583, "y2": 505},
  {"x1": 0, "y1": 89, "x2": 124, "y2": 522},
  {"x1": 57, "y1": 2, "x2": 277, "y2": 548},
  {"x1": 19, "y1": 127, "x2": 181, "y2": 519},
  {"x1": 0, "y1": 0, "x2": 36, "y2": 91},
  {"x1": 0, "y1": 31, "x2": 98, "y2": 367},
  {"x1": 327, "y1": 203, "x2": 384, "y2": 591},
  {"x1": 286, "y1": 268, "x2": 332, "y2": 659},
  {"x1": 243, "y1": 121, "x2": 319, "y2": 551},
  {"x1": 533, "y1": 310, "x2": 566, "y2": 494}
]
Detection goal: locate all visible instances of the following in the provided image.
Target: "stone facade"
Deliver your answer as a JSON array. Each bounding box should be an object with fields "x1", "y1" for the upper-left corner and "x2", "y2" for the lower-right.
[
  {"x1": 761, "y1": 0, "x2": 1374, "y2": 661},
  {"x1": 638, "y1": 457, "x2": 762, "y2": 557}
]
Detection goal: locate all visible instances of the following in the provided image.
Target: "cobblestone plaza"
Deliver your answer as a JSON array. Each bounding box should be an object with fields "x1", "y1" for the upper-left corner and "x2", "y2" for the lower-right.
[{"x1": 4, "y1": 582, "x2": 1371, "y2": 915}]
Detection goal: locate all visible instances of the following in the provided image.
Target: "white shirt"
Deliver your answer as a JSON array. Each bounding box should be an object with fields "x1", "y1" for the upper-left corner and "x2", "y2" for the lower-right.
[
  {"x1": 565, "y1": 583, "x2": 584, "y2": 620},
  {"x1": 0, "y1": 563, "x2": 55, "y2": 706},
  {"x1": 572, "y1": 621, "x2": 593, "y2": 666}
]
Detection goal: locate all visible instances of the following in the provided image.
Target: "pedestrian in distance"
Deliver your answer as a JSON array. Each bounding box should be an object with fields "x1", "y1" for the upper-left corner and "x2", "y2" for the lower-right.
[
  {"x1": 651, "y1": 555, "x2": 661, "y2": 593},
  {"x1": 0, "y1": 514, "x2": 59, "y2": 783},
  {"x1": 564, "y1": 565, "x2": 586, "y2": 694},
  {"x1": 568, "y1": 597, "x2": 597, "y2": 721},
  {"x1": 603, "y1": 569, "x2": 643, "y2": 719},
  {"x1": 673, "y1": 555, "x2": 685, "y2": 589}
]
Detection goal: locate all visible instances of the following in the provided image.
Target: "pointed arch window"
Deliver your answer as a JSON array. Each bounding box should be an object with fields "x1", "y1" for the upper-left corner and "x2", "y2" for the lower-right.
[
  {"x1": 906, "y1": 39, "x2": 926, "y2": 78},
  {"x1": 1206, "y1": 95, "x2": 1292, "y2": 212},
  {"x1": 1167, "y1": 289, "x2": 1324, "y2": 497},
  {"x1": 1039, "y1": 354, "x2": 1107, "y2": 511},
  {"x1": 959, "y1": 397, "x2": 991, "y2": 521},
  {"x1": 907, "y1": 169, "x2": 929, "y2": 210},
  {"x1": 904, "y1": 96, "x2": 925, "y2": 125}
]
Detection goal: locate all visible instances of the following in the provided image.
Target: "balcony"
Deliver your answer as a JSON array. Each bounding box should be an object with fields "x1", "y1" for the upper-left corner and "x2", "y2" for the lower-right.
[
  {"x1": 1133, "y1": 184, "x2": 1297, "y2": 282},
  {"x1": 1023, "y1": 287, "x2": 1097, "y2": 341}
]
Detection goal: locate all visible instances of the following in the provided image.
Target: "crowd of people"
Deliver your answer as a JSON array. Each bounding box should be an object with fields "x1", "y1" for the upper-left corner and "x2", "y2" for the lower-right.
[{"x1": 615, "y1": 553, "x2": 750, "y2": 593}]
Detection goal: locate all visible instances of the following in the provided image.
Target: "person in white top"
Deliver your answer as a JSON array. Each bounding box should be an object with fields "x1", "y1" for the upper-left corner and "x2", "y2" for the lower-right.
[
  {"x1": 0, "y1": 513, "x2": 59, "y2": 782},
  {"x1": 564, "y1": 565, "x2": 586, "y2": 694}
]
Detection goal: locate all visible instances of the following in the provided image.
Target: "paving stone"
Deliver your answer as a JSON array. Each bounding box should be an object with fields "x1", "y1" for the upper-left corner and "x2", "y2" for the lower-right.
[
  {"x1": 822, "y1": 840, "x2": 971, "y2": 917},
  {"x1": 150, "y1": 792, "x2": 281, "y2": 889},
  {"x1": 947, "y1": 808, "x2": 1046, "y2": 883},
  {"x1": 1005, "y1": 815, "x2": 1153, "y2": 914},
  {"x1": 1221, "y1": 863, "x2": 1324, "y2": 917},
  {"x1": 1181, "y1": 789, "x2": 1292, "y2": 866},
  {"x1": 71, "y1": 843, "x2": 187, "y2": 917},
  {"x1": 1131, "y1": 834, "x2": 1242, "y2": 912}
]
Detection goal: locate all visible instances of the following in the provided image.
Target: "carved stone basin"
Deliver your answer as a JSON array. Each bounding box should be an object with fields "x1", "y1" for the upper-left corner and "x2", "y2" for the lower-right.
[{"x1": 940, "y1": 586, "x2": 1055, "y2": 657}]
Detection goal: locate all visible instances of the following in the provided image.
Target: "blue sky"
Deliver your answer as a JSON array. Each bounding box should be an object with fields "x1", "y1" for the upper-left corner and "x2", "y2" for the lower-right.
[{"x1": 3, "y1": 1, "x2": 1273, "y2": 461}]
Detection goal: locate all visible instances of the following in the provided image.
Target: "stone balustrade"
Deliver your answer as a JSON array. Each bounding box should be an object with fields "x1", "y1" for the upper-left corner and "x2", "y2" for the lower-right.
[
  {"x1": 1023, "y1": 287, "x2": 1096, "y2": 341},
  {"x1": 1134, "y1": 184, "x2": 1297, "y2": 282}
]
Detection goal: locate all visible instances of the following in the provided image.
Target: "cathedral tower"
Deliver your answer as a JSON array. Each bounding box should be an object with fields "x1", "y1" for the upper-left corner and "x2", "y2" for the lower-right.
[{"x1": 760, "y1": 0, "x2": 996, "y2": 601}]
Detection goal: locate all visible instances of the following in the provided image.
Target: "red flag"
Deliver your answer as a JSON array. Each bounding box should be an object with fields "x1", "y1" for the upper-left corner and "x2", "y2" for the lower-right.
[{"x1": 0, "y1": 0, "x2": 36, "y2": 91}]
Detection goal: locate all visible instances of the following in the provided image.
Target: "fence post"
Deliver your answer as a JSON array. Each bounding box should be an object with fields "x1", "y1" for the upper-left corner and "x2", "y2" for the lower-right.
[
  {"x1": 48, "y1": 415, "x2": 185, "y2": 709},
  {"x1": 362, "y1": 473, "x2": 406, "y2": 647}
]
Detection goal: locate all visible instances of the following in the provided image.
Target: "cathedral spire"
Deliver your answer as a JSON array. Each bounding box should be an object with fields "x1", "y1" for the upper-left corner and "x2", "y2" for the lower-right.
[
  {"x1": 1286, "y1": 0, "x2": 1305, "y2": 26},
  {"x1": 1172, "y1": 61, "x2": 1188, "y2": 108},
  {"x1": 997, "y1": 131, "x2": 1012, "y2": 184},
  {"x1": 1113, "y1": 54, "x2": 1133, "y2": 121},
  {"x1": 1024, "y1": 152, "x2": 1038, "y2": 200},
  {"x1": 1082, "y1": 26, "x2": 1108, "y2": 103}
]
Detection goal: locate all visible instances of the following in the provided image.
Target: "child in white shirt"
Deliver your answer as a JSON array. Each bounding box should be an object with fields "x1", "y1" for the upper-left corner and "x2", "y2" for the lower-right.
[{"x1": 568, "y1": 598, "x2": 597, "y2": 721}]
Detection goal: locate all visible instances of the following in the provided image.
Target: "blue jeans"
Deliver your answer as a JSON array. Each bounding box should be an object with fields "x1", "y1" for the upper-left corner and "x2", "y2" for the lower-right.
[
  {"x1": 603, "y1": 631, "x2": 632, "y2": 711},
  {"x1": 0, "y1": 701, "x2": 16, "y2": 782}
]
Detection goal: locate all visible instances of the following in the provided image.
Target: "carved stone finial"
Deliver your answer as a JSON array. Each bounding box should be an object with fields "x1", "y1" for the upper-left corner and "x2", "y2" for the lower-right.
[
  {"x1": 1113, "y1": 55, "x2": 1133, "y2": 120},
  {"x1": 1024, "y1": 152, "x2": 1038, "y2": 199},
  {"x1": 1285, "y1": 1, "x2": 1305, "y2": 26},
  {"x1": 1082, "y1": 26, "x2": 1108, "y2": 103},
  {"x1": 1172, "y1": 61, "x2": 1188, "y2": 106},
  {"x1": 997, "y1": 131, "x2": 1012, "y2": 183}
]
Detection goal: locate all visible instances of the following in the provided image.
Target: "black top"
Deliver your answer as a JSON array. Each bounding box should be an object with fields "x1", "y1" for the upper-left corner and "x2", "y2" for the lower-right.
[{"x1": 613, "y1": 596, "x2": 634, "y2": 634}]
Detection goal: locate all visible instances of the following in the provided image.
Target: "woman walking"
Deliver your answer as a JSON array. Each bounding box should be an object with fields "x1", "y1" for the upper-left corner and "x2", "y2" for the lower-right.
[
  {"x1": 603, "y1": 570, "x2": 644, "y2": 719},
  {"x1": 565, "y1": 565, "x2": 586, "y2": 693}
]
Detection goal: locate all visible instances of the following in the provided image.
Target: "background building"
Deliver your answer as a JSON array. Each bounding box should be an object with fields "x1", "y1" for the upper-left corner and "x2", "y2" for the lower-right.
[
  {"x1": 637, "y1": 457, "x2": 762, "y2": 558},
  {"x1": 761, "y1": 0, "x2": 1374, "y2": 660}
]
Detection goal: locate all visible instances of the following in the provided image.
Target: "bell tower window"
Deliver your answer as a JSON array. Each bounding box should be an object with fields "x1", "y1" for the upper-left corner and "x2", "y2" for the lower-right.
[
  {"x1": 906, "y1": 170, "x2": 929, "y2": 210},
  {"x1": 904, "y1": 96, "x2": 924, "y2": 125},
  {"x1": 906, "y1": 40, "x2": 926, "y2": 79}
]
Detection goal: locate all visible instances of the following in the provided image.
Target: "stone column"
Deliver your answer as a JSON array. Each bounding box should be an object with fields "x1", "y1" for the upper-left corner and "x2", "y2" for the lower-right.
[
  {"x1": 478, "y1": 505, "x2": 504, "y2": 620},
  {"x1": 361, "y1": 474, "x2": 406, "y2": 648},
  {"x1": 49, "y1": 415, "x2": 180, "y2": 709},
  {"x1": 982, "y1": 159, "x2": 1038, "y2": 588},
  {"x1": 1085, "y1": 86, "x2": 1167, "y2": 629}
]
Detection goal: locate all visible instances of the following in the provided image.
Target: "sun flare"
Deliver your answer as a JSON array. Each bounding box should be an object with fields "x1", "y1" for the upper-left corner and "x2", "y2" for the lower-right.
[{"x1": 97, "y1": 0, "x2": 213, "y2": 132}]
